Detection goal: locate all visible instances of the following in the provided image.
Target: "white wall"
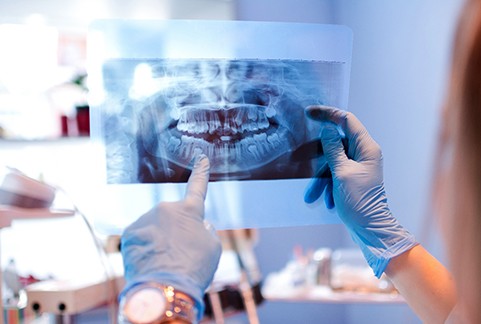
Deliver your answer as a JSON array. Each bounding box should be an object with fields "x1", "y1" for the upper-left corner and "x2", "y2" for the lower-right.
[
  {"x1": 0, "y1": 0, "x2": 234, "y2": 30},
  {"x1": 336, "y1": 1, "x2": 464, "y2": 323},
  {"x1": 236, "y1": 0, "x2": 465, "y2": 323},
  {"x1": 234, "y1": 0, "x2": 335, "y2": 23},
  {"x1": 336, "y1": 0, "x2": 463, "y2": 240}
]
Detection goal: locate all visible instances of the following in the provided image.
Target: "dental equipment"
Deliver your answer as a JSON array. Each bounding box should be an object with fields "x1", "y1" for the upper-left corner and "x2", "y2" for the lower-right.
[{"x1": 0, "y1": 166, "x2": 75, "y2": 324}]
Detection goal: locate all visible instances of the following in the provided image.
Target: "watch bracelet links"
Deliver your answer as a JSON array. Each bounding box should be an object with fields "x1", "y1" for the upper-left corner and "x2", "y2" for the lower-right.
[
  {"x1": 163, "y1": 285, "x2": 197, "y2": 324},
  {"x1": 121, "y1": 283, "x2": 198, "y2": 324}
]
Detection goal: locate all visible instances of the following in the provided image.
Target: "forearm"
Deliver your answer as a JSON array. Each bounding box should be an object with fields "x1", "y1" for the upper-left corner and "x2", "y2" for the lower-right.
[{"x1": 385, "y1": 245, "x2": 457, "y2": 323}]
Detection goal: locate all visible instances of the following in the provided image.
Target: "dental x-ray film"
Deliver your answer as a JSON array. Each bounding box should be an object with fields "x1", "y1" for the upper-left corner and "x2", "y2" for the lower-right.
[{"x1": 88, "y1": 20, "x2": 352, "y2": 230}]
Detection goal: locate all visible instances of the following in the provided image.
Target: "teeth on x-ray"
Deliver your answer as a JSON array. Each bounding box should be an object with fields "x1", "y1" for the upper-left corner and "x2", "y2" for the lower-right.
[
  {"x1": 266, "y1": 133, "x2": 280, "y2": 147},
  {"x1": 165, "y1": 126, "x2": 289, "y2": 165},
  {"x1": 265, "y1": 106, "x2": 276, "y2": 118},
  {"x1": 176, "y1": 105, "x2": 271, "y2": 136}
]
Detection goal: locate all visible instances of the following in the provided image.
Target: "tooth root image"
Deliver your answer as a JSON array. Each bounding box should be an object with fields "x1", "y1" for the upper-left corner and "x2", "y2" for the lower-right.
[
  {"x1": 267, "y1": 133, "x2": 281, "y2": 148},
  {"x1": 99, "y1": 57, "x2": 347, "y2": 183},
  {"x1": 266, "y1": 106, "x2": 276, "y2": 118},
  {"x1": 247, "y1": 108, "x2": 258, "y2": 121},
  {"x1": 170, "y1": 107, "x2": 180, "y2": 120},
  {"x1": 257, "y1": 113, "x2": 269, "y2": 130},
  {"x1": 167, "y1": 137, "x2": 181, "y2": 153},
  {"x1": 234, "y1": 109, "x2": 244, "y2": 126},
  {"x1": 247, "y1": 144, "x2": 260, "y2": 160}
]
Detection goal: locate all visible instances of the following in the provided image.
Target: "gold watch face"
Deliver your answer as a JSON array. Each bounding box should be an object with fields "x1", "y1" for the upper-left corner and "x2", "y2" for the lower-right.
[{"x1": 124, "y1": 287, "x2": 166, "y2": 323}]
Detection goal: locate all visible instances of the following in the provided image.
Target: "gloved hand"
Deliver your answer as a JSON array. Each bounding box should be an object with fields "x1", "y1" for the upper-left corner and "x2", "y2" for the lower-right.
[
  {"x1": 120, "y1": 155, "x2": 222, "y2": 321},
  {"x1": 304, "y1": 106, "x2": 418, "y2": 278}
]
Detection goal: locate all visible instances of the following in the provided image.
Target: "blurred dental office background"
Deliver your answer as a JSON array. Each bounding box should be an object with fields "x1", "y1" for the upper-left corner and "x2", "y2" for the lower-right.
[{"x1": 0, "y1": 0, "x2": 464, "y2": 323}]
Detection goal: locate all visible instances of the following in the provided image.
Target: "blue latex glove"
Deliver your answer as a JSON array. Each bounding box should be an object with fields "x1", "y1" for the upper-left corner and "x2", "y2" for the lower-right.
[
  {"x1": 304, "y1": 106, "x2": 418, "y2": 278},
  {"x1": 120, "y1": 155, "x2": 222, "y2": 321}
]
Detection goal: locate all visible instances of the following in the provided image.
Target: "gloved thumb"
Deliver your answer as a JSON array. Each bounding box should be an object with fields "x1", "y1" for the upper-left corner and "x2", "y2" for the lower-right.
[
  {"x1": 320, "y1": 123, "x2": 348, "y2": 171},
  {"x1": 184, "y1": 154, "x2": 210, "y2": 203}
]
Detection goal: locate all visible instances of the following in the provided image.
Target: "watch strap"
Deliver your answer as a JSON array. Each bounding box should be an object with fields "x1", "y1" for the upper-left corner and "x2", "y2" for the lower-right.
[{"x1": 121, "y1": 283, "x2": 198, "y2": 324}]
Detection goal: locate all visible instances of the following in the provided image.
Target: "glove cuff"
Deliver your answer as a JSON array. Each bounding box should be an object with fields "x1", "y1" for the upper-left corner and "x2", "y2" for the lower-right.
[
  {"x1": 365, "y1": 233, "x2": 419, "y2": 278},
  {"x1": 120, "y1": 272, "x2": 205, "y2": 323}
]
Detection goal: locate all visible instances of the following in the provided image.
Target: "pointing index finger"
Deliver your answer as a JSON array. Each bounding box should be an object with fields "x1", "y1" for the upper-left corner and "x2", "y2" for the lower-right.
[{"x1": 185, "y1": 154, "x2": 210, "y2": 202}]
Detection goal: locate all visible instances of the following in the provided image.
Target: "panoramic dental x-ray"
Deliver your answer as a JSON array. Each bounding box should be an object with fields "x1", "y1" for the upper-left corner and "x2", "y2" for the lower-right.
[{"x1": 88, "y1": 20, "x2": 352, "y2": 229}]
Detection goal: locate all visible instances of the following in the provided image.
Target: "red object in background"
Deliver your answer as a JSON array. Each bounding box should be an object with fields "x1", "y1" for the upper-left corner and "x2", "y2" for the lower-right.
[
  {"x1": 76, "y1": 105, "x2": 90, "y2": 136},
  {"x1": 18, "y1": 274, "x2": 41, "y2": 287},
  {"x1": 60, "y1": 115, "x2": 69, "y2": 137}
]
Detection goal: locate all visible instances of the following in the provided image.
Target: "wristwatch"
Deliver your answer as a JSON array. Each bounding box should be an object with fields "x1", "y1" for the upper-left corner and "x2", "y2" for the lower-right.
[{"x1": 120, "y1": 283, "x2": 197, "y2": 324}]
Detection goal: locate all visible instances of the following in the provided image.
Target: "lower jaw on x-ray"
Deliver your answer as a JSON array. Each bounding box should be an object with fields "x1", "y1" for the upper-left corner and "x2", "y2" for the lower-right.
[{"x1": 101, "y1": 59, "x2": 344, "y2": 184}]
